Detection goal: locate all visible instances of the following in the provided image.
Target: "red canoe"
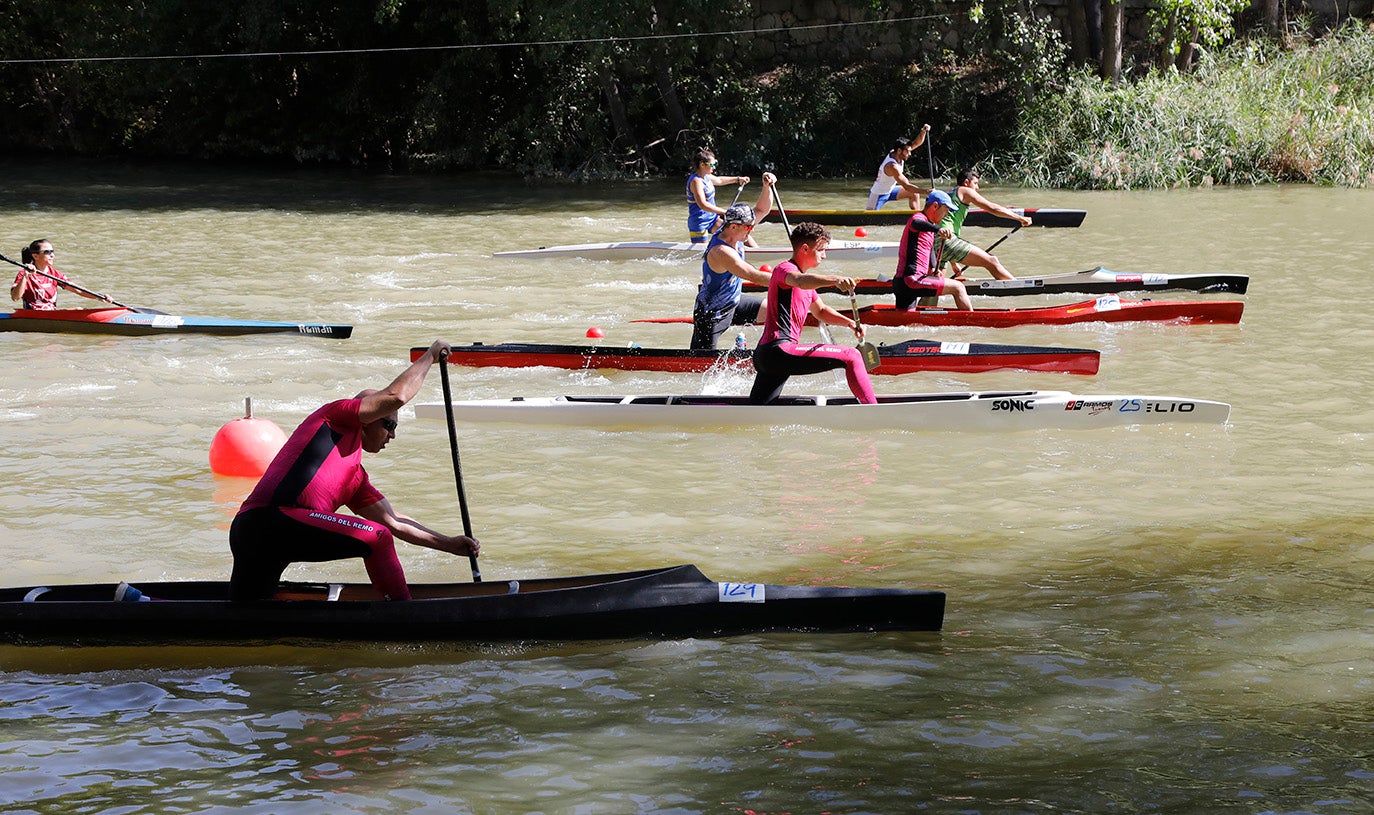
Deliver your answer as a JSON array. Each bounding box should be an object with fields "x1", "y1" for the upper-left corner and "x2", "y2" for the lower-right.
[
  {"x1": 412, "y1": 340, "x2": 1101, "y2": 376},
  {"x1": 828, "y1": 297, "x2": 1244, "y2": 328},
  {"x1": 741, "y1": 267, "x2": 1251, "y2": 297}
]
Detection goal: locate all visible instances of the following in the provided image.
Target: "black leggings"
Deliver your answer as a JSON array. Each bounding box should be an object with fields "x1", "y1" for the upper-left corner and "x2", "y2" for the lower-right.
[{"x1": 229, "y1": 506, "x2": 381, "y2": 601}]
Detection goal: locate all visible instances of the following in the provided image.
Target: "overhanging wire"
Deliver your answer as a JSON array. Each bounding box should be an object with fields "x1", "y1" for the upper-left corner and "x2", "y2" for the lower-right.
[{"x1": 0, "y1": 14, "x2": 946, "y2": 65}]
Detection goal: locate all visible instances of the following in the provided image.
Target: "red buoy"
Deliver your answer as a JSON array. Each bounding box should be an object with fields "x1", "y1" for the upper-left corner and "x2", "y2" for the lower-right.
[
  {"x1": 759, "y1": 264, "x2": 772, "y2": 273},
  {"x1": 586, "y1": 326, "x2": 605, "y2": 339},
  {"x1": 209, "y1": 398, "x2": 286, "y2": 478},
  {"x1": 855, "y1": 227, "x2": 868, "y2": 238}
]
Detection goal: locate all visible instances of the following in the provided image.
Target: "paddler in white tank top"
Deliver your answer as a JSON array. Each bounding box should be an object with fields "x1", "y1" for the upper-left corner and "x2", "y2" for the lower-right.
[{"x1": 866, "y1": 125, "x2": 932, "y2": 210}]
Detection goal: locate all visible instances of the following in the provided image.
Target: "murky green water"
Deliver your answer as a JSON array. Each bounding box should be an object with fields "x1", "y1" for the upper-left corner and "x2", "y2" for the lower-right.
[{"x1": 1, "y1": 158, "x2": 1371, "y2": 813}]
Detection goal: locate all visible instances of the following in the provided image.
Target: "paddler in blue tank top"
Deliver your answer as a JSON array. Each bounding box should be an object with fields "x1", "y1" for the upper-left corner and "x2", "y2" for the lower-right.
[
  {"x1": 690, "y1": 203, "x2": 773, "y2": 350},
  {"x1": 686, "y1": 148, "x2": 776, "y2": 245}
]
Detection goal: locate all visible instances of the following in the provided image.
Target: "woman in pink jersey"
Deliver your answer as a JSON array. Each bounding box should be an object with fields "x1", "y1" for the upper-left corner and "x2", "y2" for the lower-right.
[
  {"x1": 748, "y1": 222, "x2": 877, "y2": 405},
  {"x1": 229, "y1": 340, "x2": 480, "y2": 602}
]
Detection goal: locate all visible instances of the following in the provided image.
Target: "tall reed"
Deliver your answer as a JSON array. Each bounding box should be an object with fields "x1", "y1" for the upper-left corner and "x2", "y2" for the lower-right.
[{"x1": 995, "y1": 22, "x2": 1374, "y2": 188}]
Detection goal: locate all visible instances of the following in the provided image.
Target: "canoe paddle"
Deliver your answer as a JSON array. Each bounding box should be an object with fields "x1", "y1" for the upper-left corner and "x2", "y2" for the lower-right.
[
  {"x1": 770, "y1": 184, "x2": 793, "y2": 237},
  {"x1": 985, "y1": 224, "x2": 1023, "y2": 254},
  {"x1": 727, "y1": 180, "x2": 746, "y2": 209},
  {"x1": 926, "y1": 131, "x2": 937, "y2": 192},
  {"x1": 950, "y1": 224, "x2": 1023, "y2": 280},
  {"x1": 706, "y1": 181, "x2": 747, "y2": 244},
  {"x1": 0, "y1": 254, "x2": 148, "y2": 312},
  {"x1": 438, "y1": 350, "x2": 482, "y2": 583},
  {"x1": 848, "y1": 291, "x2": 881, "y2": 371}
]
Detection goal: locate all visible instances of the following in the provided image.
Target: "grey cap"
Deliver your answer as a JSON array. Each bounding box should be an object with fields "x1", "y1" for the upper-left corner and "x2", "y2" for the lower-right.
[{"x1": 721, "y1": 203, "x2": 756, "y2": 226}]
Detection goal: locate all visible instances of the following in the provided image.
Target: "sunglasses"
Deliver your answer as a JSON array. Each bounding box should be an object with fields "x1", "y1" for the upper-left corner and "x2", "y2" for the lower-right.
[
  {"x1": 379, "y1": 417, "x2": 397, "y2": 432},
  {"x1": 37, "y1": 249, "x2": 55, "y2": 255}
]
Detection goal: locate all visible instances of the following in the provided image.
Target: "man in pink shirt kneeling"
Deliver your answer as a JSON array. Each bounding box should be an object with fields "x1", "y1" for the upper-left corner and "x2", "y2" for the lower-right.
[{"x1": 229, "y1": 340, "x2": 480, "y2": 601}]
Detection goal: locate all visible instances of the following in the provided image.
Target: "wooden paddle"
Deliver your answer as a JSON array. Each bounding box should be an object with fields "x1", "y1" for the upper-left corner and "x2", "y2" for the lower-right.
[
  {"x1": 0, "y1": 253, "x2": 151, "y2": 312},
  {"x1": 438, "y1": 350, "x2": 482, "y2": 583},
  {"x1": 848, "y1": 291, "x2": 881, "y2": 371}
]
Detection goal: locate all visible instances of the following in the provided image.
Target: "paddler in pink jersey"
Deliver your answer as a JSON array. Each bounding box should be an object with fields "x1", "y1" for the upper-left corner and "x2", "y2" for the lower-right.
[
  {"x1": 229, "y1": 339, "x2": 479, "y2": 602},
  {"x1": 748, "y1": 222, "x2": 877, "y2": 405},
  {"x1": 892, "y1": 189, "x2": 973, "y2": 311},
  {"x1": 9, "y1": 239, "x2": 113, "y2": 310}
]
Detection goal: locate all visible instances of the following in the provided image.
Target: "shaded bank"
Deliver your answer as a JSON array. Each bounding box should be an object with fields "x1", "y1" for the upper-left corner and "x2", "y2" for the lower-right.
[{"x1": 0, "y1": 0, "x2": 1368, "y2": 186}]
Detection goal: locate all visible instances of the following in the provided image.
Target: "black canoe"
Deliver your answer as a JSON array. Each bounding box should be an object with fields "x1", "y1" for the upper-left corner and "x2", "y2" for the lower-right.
[
  {"x1": 0, "y1": 565, "x2": 945, "y2": 645},
  {"x1": 760, "y1": 207, "x2": 1087, "y2": 228}
]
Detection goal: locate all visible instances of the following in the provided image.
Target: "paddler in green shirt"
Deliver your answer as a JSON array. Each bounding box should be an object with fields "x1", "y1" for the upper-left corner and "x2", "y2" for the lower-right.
[{"x1": 938, "y1": 168, "x2": 1032, "y2": 281}]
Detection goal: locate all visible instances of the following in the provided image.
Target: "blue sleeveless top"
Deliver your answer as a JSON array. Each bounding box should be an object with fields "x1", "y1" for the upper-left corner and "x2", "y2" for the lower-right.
[
  {"x1": 695, "y1": 233, "x2": 744, "y2": 312},
  {"x1": 686, "y1": 173, "x2": 717, "y2": 242}
]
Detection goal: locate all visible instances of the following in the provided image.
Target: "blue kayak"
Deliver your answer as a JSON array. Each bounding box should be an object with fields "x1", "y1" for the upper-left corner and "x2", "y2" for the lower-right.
[{"x1": 0, "y1": 307, "x2": 353, "y2": 339}]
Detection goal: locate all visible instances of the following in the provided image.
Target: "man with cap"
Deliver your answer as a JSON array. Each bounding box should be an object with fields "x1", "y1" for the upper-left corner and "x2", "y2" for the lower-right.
[
  {"x1": 866, "y1": 125, "x2": 932, "y2": 210},
  {"x1": 690, "y1": 203, "x2": 773, "y2": 350},
  {"x1": 892, "y1": 189, "x2": 974, "y2": 311}
]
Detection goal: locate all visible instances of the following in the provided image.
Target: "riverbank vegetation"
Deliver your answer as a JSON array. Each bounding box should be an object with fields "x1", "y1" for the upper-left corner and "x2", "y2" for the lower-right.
[
  {"x1": 999, "y1": 22, "x2": 1374, "y2": 188},
  {"x1": 1, "y1": 1, "x2": 1368, "y2": 187}
]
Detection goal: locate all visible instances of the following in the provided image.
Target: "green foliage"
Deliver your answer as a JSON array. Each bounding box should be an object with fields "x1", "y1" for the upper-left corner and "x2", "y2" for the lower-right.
[
  {"x1": 0, "y1": 0, "x2": 1366, "y2": 185},
  {"x1": 998, "y1": 22, "x2": 1374, "y2": 188},
  {"x1": 1149, "y1": 0, "x2": 1251, "y2": 62}
]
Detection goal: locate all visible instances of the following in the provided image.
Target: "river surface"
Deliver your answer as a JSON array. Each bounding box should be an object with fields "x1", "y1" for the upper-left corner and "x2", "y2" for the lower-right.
[{"x1": 1, "y1": 158, "x2": 1372, "y2": 814}]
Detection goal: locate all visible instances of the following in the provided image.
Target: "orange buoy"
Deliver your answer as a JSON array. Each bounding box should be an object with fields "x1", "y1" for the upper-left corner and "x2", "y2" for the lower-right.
[
  {"x1": 209, "y1": 397, "x2": 287, "y2": 478},
  {"x1": 586, "y1": 326, "x2": 605, "y2": 339},
  {"x1": 855, "y1": 227, "x2": 868, "y2": 238}
]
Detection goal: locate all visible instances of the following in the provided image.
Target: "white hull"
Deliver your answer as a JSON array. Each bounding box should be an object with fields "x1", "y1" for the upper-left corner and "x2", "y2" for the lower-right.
[
  {"x1": 494, "y1": 240, "x2": 898, "y2": 262},
  {"x1": 414, "y1": 392, "x2": 1231, "y2": 431}
]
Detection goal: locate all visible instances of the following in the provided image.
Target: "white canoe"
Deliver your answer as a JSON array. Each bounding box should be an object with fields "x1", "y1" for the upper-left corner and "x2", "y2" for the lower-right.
[
  {"x1": 493, "y1": 240, "x2": 898, "y2": 262},
  {"x1": 414, "y1": 391, "x2": 1231, "y2": 431}
]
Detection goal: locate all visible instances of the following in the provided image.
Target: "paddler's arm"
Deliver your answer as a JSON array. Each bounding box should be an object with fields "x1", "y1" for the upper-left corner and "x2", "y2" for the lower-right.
[
  {"x1": 781, "y1": 270, "x2": 857, "y2": 294},
  {"x1": 751, "y1": 172, "x2": 777, "y2": 221},
  {"x1": 357, "y1": 498, "x2": 480, "y2": 557},
  {"x1": 708, "y1": 244, "x2": 771, "y2": 287},
  {"x1": 808, "y1": 298, "x2": 865, "y2": 340},
  {"x1": 9, "y1": 268, "x2": 31, "y2": 302},
  {"x1": 908, "y1": 123, "x2": 931, "y2": 150},
  {"x1": 62, "y1": 280, "x2": 111, "y2": 303},
  {"x1": 358, "y1": 339, "x2": 451, "y2": 424},
  {"x1": 963, "y1": 187, "x2": 1033, "y2": 227},
  {"x1": 689, "y1": 175, "x2": 727, "y2": 215},
  {"x1": 886, "y1": 161, "x2": 929, "y2": 197}
]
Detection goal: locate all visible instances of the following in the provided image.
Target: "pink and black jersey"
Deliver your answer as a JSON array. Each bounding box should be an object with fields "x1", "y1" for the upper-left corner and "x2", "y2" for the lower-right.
[
  {"x1": 239, "y1": 398, "x2": 384, "y2": 515},
  {"x1": 895, "y1": 212, "x2": 943, "y2": 282},
  {"x1": 759, "y1": 261, "x2": 819, "y2": 346}
]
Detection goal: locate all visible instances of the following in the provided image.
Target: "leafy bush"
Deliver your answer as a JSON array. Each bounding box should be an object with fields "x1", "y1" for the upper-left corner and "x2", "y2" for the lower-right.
[{"x1": 999, "y1": 22, "x2": 1374, "y2": 188}]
